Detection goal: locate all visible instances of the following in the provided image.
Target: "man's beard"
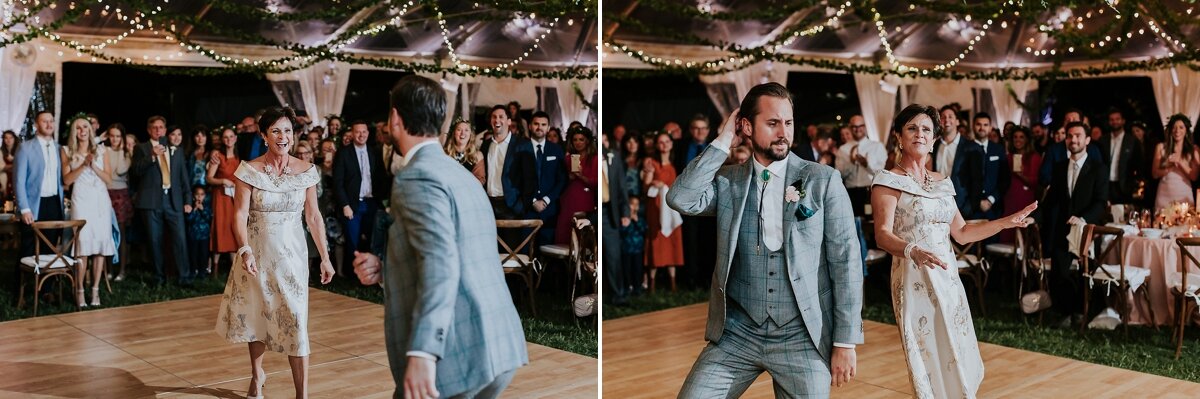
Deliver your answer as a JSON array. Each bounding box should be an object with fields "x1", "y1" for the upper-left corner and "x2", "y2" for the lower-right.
[{"x1": 753, "y1": 138, "x2": 789, "y2": 162}]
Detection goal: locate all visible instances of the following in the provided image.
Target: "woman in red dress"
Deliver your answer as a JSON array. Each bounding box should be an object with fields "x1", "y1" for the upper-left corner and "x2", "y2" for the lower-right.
[
  {"x1": 555, "y1": 127, "x2": 599, "y2": 244},
  {"x1": 1001, "y1": 126, "x2": 1042, "y2": 243},
  {"x1": 642, "y1": 132, "x2": 684, "y2": 292},
  {"x1": 206, "y1": 128, "x2": 240, "y2": 274}
]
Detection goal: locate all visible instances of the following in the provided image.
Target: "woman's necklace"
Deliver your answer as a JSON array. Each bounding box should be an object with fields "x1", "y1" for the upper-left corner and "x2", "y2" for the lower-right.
[
  {"x1": 263, "y1": 155, "x2": 292, "y2": 185},
  {"x1": 902, "y1": 166, "x2": 934, "y2": 192}
]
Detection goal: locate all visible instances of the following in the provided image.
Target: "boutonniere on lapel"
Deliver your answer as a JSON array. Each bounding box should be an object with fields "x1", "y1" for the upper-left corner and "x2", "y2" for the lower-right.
[
  {"x1": 605, "y1": 152, "x2": 614, "y2": 165},
  {"x1": 789, "y1": 180, "x2": 817, "y2": 219}
]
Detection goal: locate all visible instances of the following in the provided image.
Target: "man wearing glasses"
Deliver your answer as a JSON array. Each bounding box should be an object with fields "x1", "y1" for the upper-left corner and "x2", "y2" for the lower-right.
[{"x1": 835, "y1": 114, "x2": 886, "y2": 216}]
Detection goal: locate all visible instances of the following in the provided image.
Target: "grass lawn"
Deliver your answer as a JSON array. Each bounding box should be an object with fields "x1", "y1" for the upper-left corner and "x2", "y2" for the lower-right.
[
  {"x1": 0, "y1": 256, "x2": 597, "y2": 358},
  {"x1": 603, "y1": 268, "x2": 1200, "y2": 383}
]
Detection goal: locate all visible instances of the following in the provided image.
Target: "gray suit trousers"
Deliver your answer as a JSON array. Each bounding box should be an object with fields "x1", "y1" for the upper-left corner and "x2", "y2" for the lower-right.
[
  {"x1": 445, "y1": 369, "x2": 516, "y2": 399},
  {"x1": 678, "y1": 306, "x2": 831, "y2": 399}
]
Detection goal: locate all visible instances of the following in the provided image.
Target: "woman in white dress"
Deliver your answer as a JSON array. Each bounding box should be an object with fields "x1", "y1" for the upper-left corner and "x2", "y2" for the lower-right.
[
  {"x1": 62, "y1": 116, "x2": 116, "y2": 307},
  {"x1": 871, "y1": 104, "x2": 1036, "y2": 398},
  {"x1": 215, "y1": 107, "x2": 334, "y2": 399}
]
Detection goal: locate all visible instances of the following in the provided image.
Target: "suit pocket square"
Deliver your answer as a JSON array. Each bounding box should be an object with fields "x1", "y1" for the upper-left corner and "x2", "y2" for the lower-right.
[
  {"x1": 989, "y1": 155, "x2": 1000, "y2": 161},
  {"x1": 795, "y1": 204, "x2": 817, "y2": 220},
  {"x1": 547, "y1": 156, "x2": 558, "y2": 161}
]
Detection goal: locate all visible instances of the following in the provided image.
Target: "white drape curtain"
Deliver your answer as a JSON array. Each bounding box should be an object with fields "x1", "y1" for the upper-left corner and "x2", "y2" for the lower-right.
[
  {"x1": 555, "y1": 79, "x2": 597, "y2": 128},
  {"x1": 699, "y1": 61, "x2": 787, "y2": 117},
  {"x1": 1150, "y1": 67, "x2": 1200, "y2": 124},
  {"x1": 853, "y1": 73, "x2": 898, "y2": 142},
  {"x1": 986, "y1": 79, "x2": 1038, "y2": 128},
  {"x1": 0, "y1": 45, "x2": 39, "y2": 133},
  {"x1": 265, "y1": 61, "x2": 350, "y2": 126},
  {"x1": 416, "y1": 72, "x2": 464, "y2": 134}
]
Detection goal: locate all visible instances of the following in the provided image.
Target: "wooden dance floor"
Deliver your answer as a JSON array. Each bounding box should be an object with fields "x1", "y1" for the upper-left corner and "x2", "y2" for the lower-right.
[
  {"x1": 604, "y1": 303, "x2": 1200, "y2": 398},
  {"x1": 0, "y1": 289, "x2": 596, "y2": 398}
]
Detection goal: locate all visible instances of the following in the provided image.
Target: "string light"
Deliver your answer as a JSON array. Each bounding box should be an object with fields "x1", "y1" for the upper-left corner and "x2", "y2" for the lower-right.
[
  {"x1": 430, "y1": 0, "x2": 558, "y2": 72},
  {"x1": 873, "y1": 2, "x2": 1008, "y2": 73}
]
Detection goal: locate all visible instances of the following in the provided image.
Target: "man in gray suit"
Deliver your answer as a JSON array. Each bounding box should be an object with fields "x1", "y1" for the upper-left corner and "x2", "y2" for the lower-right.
[
  {"x1": 668, "y1": 82, "x2": 864, "y2": 398},
  {"x1": 353, "y1": 75, "x2": 527, "y2": 399}
]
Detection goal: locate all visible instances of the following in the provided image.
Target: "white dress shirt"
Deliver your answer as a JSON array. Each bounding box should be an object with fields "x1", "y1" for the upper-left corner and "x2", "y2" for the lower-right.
[
  {"x1": 750, "y1": 157, "x2": 786, "y2": 252},
  {"x1": 835, "y1": 139, "x2": 886, "y2": 189},
  {"x1": 354, "y1": 144, "x2": 372, "y2": 198},
  {"x1": 936, "y1": 134, "x2": 960, "y2": 174},
  {"x1": 486, "y1": 134, "x2": 511, "y2": 197},
  {"x1": 37, "y1": 136, "x2": 59, "y2": 197},
  {"x1": 1109, "y1": 131, "x2": 1124, "y2": 181}
]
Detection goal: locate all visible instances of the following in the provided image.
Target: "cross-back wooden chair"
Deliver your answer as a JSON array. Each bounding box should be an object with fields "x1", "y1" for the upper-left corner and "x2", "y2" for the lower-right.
[
  {"x1": 956, "y1": 219, "x2": 991, "y2": 316},
  {"x1": 1080, "y1": 224, "x2": 1156, "y2": 334},
  {"x1": 18, "y1": 220, "x2": 86, "y2": 316},
  {"x1": 497, "y1": 219, "x2": 543, "y2": 316},
  {"x1": 1173, "y1": 238, "x2": 1200, "y2": 359}
]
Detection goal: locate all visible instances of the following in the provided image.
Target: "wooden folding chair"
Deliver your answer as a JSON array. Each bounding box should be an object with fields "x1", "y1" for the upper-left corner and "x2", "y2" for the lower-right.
[
  {"x1": 497, "y1": 219, "x2": 543, "y2": 316},
  {"x1": 1016, "y1": 222, "x2": 1053, "y2": 324},
  {"x1": 17, "y1": 220, "x2": 86, "y2": 316},
  {"x1": 955, "y1": 220, "x2": 991, "y2": 316},
  {"x1": 1080, "y1": 224, "x2": 1156, "y2": 335},
  {"x1": 1173, "y1": 238, "x2": 1200, "y2": 359}
]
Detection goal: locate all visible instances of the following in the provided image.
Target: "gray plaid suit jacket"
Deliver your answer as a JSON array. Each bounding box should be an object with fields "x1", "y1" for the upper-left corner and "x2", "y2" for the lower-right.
[
  {"x1": 667, "y1": 145, "x2": 865, "y2": 362},
  {"x1": 383, "y1": 143, "x2": 528, "y2": 398}
]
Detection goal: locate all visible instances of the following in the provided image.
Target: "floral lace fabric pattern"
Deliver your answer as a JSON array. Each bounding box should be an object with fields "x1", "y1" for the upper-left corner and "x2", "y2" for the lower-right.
[
  {"x1": 215, "y1": 163, "x2": 320, "y2": 356},
  {"x1": 873, "y1": 170, "x2": 984, "y2": 399}
]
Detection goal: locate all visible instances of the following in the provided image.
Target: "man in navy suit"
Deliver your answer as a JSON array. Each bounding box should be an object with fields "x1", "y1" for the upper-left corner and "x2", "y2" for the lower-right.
[
  {"x1": 481, "y1": 105, "x2": 528, "y2": 220},
  {"x1": 1097, "y1": 108, "x2": 1144, "y2": 206},
  {"x1": 13, "y1": 110, "x2": 65, "y2": 293},
  {"x1": 931, "y1": 105, "x2": 982, "y2": 216},
  {"x1": 1038, "y1": 122, "x2": 1108, "y2": 323},
  {"x1": 515, "y1": 111, "x2": 567, "y2": 246},
  {"x1": 968, "y1": 112, "x2": 1010, "y2": 220},
  {"x1": 795, "y1": 129, "x2": 835, "y2": 166},
  {"x1": 1040, "y1": 108, "x2": 1102, "y2": 186}
]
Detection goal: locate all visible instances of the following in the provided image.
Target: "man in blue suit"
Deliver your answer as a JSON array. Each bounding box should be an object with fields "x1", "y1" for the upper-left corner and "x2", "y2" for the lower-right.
[
  {"x1": 931, "y1": 105, "x2": 982, "y2": 216},
  {"x1": 480, "y1": 104, "x2": 528, "y2": 220},
  {"x1": 514, "y1": 111, "x2": 566, "y2": 245},
  {"x1": 969, "y1": 112, "x2": 1010, "y2": 220},
  {"x1": 14, "y1": 110, "x2": 66, "y2": 292}
]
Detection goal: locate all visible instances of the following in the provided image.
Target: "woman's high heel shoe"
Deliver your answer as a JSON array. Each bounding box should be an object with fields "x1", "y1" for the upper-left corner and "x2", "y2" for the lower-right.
[
  {"x1": 76, "y1": 289, "x2": 88, "y2": 308},
  {"x1": 247, "y1": 372, "x2": 266, "y2": 399},
  {"x1": 90, "y1": 287, "x2": 100, "y2": 307}
]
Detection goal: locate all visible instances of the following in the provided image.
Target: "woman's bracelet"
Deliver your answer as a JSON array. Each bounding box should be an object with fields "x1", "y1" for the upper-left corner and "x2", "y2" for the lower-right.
[
  {"x1": 903, "y1": 242, "x2": 918, "y2": 262},
  {"x1": 236, "y1": 245, "x2": 253, "y2": 259}
]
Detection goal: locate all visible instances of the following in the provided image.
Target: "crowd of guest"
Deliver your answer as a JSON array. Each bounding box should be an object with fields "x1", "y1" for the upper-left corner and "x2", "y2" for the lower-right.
[
  {"x1": 603, "y1": 103, "x2": 1200, "y2": 317},
  {"x1": 1, "y1": 104, "x2": 599, "y2": 310}
]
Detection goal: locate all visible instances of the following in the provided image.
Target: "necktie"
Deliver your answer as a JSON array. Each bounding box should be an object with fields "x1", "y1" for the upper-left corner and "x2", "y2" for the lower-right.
[
  {"x1": 158, "y1": 145, "x2": 171, "y2": 191},
  {"x1": 359, "y1": 148, "x2": 371, "y2": 197},
  {"x1": 1069, "y1": 160, "x2": 1079, "y2": 196},
  {"x1": 535, "y1": 144, "x2": 544, "y2": 187}
]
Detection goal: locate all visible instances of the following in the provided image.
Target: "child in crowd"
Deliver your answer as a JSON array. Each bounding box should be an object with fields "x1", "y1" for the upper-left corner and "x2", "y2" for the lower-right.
[
  {"x1": 185, "y1": 185, "x2": 213, "y2": 279},
  {"x1": 621, "y1": 196, "x2": 647, "y2": 295}
]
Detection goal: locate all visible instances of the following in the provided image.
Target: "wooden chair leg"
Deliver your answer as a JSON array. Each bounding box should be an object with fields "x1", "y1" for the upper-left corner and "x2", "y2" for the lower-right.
[
  {"x1": 526, "y1": 272, "x2": 537, "y2": 317},
  {"x1": 1141, "y1": 288, "x2": 1158, "y2": 331},
  {"x1": 17, "y1": 271, "x2": 26, "y2": 309},
  {"x1": 1177, "y1": 301, "x2": 1190, "y2": 360}
]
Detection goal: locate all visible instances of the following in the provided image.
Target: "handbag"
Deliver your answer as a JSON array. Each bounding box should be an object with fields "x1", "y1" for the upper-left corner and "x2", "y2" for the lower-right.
[
  {"x1": 573, "y1": 293, "x2": 597, "y2": 317},
  {"x1": 1020, "y1": 289, "x2": 1052, "y2": 314}
]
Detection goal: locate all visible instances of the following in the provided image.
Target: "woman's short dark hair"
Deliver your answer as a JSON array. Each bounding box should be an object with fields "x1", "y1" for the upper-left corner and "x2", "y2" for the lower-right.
[
  {"x1": 258, "y1": 106, "x2": 298, "y2": 134},
  {"x1": 388, "y1": 75, "x2": 446, "y2": 138},
  {"x1": 737, "y1": 82, "x2": 793, "y2": 124},
  {"x1": 891, "y1": 104, "x2": 941, "y2": 135}
]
